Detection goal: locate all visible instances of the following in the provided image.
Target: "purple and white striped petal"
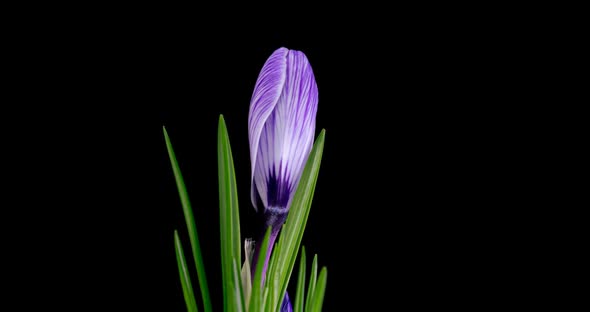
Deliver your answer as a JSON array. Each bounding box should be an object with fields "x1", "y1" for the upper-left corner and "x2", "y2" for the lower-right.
[
  {"x1": 248, "y1": 47, "x2": 288, "y2": 211},
  {"x1": 250, "y1": 49, "x2": 318, "y2": 214}
]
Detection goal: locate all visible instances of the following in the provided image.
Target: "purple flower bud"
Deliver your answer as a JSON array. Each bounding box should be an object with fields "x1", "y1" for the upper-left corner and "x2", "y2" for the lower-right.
[{"x1": 248, "y1": 47, "x2": 319, "y2": 229}]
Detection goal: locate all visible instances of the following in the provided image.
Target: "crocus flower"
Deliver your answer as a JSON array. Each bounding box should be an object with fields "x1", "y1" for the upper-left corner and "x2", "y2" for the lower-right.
[
  {"x1": 249, "y1": 47, "x2": 318, "y2": 231},
  {"x1": 247, "y1": 47, "x2": 318, "y2": 311}
]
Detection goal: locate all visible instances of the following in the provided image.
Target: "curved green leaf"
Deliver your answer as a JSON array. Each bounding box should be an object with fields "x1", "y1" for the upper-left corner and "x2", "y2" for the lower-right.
[
  {"x1": 217, "y1": 115, "x2": 242, "y2": 311},
  {"x1": 164, "y1": 127, "x2": 212, "y2": 312},
  {"x1": 309, "y1": 268, "x2": 327, "y2": 312}
]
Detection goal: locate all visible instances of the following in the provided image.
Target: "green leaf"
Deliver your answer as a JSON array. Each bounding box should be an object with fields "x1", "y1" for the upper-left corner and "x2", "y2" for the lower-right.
[
  {"x1": 174, "y1": 230, "x2": 198, "y2": 312},
  {"x1": 232, "y1": 259, "x2": 246, "y2": 312},
  {"x1": 309, "y1": 268, "x2": 327, "y2": 312},
  {"x1": 271, "y1": 266, "x2": 279, "y2": 312},
  {"x1": 267, "y1": 130, "x2": 326, "y2": 311},
  {"x1": 265, "y1": 230, "x2": 282, "y2": 311},
  {"x1": 164, "y1": 126, "x2": 212, "y2": 312},
  {"x1": 305, "y1": 254, "x2": 318, "y2": 312},
  {"x1": 265, "y1": 236, "x2": 281, "y2": 311},
  {"x1": 217, "y1": 115, "x2": 242, "y2": 311},
  {"x1": 294, "y1": 247, "x2": 307, "y2": 312},
  {"x1": 262, "y1": 287, "x2": 270, "y2": 312},
  {"x1": 250, "y1": 226, "x2": 272, "y2": 312}
]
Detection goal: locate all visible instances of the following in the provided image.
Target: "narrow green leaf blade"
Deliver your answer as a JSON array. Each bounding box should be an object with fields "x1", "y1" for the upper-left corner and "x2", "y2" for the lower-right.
[
  {"x1": 294, "y1": 247, "x2": 307, "y2": 312},
  {"x1": 164, "y1": 127, "x2": 212, "y2": 312},
  {"x1": 272, "y1": 130, "x2": 325, "y2": 311},
  {"x1": 309, "y1": 267, "x2": 327, "y2": 312},
  {"x1": 262, "y1": 287, "x2": 269, "y2": 312},
  {"x1": 249, "y1": 226, "x2": 272, "y2": 312},
  {"x1": 265, "y1": 238, "x2": 280, "y2": 311},
  {"x1": 305, "y1": 254, "x2": 318, "y2": 312},
  {"x1": 233, "y1": 259, "x2": 245, "y2": 312},
  {"x1": 217, "y1": 115, "x2": 242, "y2": 311},
  {"x1": 174, "y1": 230, "x2": 198, "y2": 312}
]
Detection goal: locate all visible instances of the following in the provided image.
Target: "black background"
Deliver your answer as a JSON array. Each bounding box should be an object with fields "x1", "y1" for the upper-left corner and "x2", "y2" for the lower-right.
[{"x1": 5, "y1": 10, "x2": 528, "y2": 311}]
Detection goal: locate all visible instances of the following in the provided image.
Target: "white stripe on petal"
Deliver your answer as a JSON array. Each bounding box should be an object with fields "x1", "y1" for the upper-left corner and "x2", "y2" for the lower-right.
[{"x1": 248, "y1": 48, "x2": 288, "y2": 211}]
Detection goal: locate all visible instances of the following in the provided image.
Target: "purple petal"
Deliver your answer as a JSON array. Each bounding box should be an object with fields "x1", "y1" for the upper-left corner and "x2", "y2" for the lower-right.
[
  {"x1": 281, "y1": 291, "x2": 293, "y2": 312},
  {"x1": 249, "y1": 47, "x2": 288, "y2": 211},
  {"x1": 253, "y1": 50, "x2": 318, "y2": 213}
]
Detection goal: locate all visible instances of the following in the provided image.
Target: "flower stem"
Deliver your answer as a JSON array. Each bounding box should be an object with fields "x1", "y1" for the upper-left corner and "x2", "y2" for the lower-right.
[{"x1": 251, "y1": 226, "x2": 280, "y2": 283}]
